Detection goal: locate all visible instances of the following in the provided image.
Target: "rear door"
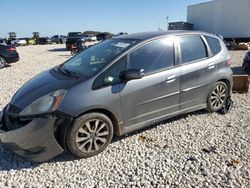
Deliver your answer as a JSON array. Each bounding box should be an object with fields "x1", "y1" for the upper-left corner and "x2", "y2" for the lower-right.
[
  {"x1": 178, "y1": 35, "x2": 218, "y2": 109},
  {"x1": 120, "y1": 37, "x2": 181, "y2": 127}
]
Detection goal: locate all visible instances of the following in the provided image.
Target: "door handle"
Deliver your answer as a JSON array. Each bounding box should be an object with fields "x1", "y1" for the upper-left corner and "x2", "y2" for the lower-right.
[
  {"x1": 208, "y1": 63, "x2": 215, "y2": 69},
  {"x1": 166, "y1": 75, "x2": 176, "y2": 83}
]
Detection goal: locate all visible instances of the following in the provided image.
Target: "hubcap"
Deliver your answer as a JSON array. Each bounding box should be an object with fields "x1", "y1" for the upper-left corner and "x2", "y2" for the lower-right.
[
  {"x1": 75, "y1": 119, "x2": 109, "y2": 152},
  {"x1": 210, "y1": 84, "x2": 226, "y2": 109}
]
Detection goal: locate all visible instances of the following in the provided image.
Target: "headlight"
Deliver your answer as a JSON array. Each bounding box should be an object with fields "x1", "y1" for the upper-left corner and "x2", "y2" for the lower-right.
[{"x1": 20, "y1": 89, "x2": 66, "y2": 116}]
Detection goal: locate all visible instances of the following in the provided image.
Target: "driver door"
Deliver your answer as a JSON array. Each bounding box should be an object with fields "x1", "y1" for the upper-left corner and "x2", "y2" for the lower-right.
[{"x1": 119, "y1": 37, "x2": 180, "y2": 129}]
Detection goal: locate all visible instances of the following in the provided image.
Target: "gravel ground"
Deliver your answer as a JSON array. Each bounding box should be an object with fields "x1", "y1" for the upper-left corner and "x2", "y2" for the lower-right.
[{"x1": 0, "y1": 45, "x2": 249, "y2": 188}]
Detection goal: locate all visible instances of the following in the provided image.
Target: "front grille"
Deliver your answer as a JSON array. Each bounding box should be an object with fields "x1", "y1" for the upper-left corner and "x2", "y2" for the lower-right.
[{"x1": 7, "y1": 104, "x2": 22, "y2": 115}]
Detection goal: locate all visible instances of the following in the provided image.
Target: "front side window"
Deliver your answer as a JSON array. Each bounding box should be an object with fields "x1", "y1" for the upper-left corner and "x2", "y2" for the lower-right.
[
  {"x1": 179, "y1": 36, "x2": 207, "y2": 64},
  {"x1": 128, "y1": 37, "x2": 174, "y2": 74},
  {"x1": 60, "y1": 39, "x2": 139, "y2": 77},
  {"x1": 205, "y1": 36, "x2": 222, "y2": 56},
  {"x1": 92, "y1": 57, "x2": 127, "y2": 89}
]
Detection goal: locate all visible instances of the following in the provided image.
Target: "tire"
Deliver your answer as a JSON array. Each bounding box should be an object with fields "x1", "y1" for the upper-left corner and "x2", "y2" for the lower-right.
[
  {"x1": 66, "y1": 113, "x2": 114, "y2": 158},
  {"x1": 207, "y1": 81, "x2": 228, "y2": 113},
  {"x1": 0, "y1": 56, "x2": 6, "y2": 69}
]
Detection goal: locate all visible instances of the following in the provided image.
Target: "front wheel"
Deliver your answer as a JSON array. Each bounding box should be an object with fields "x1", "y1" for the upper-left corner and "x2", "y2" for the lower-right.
[
  {"x1": 66, "y1": 113, "x2": 114, "y2": 158},
  {"x1": 0, "y1": 56, "x2": 6, "y2": 69},
  {"x1": 207, "y1": 81, "x2": 228, "y2": 112}
]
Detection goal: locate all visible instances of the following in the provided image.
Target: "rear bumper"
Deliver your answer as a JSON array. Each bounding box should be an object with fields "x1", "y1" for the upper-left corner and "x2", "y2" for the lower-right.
[{"x1": 0, "y1": 109, "x2": 69, "y2": 162}]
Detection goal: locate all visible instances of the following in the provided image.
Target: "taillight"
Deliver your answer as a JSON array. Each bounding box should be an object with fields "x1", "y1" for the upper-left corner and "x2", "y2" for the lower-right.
[
  {"x1": 7, "y1": 47, "x2": 16, "y2": 51},
  {"x1": 227, "y1": 56, "x2": 232, "y2": 65}
]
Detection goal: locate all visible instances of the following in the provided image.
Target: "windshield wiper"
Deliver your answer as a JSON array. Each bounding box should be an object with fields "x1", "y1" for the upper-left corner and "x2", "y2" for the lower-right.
[{"x1": 57, "y1": 66, "x2": 81, "y2": 79}]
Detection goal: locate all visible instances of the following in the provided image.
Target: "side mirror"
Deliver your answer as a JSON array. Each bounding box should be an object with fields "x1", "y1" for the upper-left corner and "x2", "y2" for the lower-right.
[{"x1": 120, "y1": 69, "x2": 144, "y2": 81}]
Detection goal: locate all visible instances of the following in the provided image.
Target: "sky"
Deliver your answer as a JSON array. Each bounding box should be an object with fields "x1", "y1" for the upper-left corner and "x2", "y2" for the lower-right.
[{"x1": 0, "y1": 0, "x2": 208, "y2": 38}]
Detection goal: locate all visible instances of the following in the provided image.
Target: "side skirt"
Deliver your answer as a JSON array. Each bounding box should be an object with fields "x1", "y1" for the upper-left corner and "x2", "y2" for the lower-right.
[{"x1": 117, "y1": 104, "x2": 207, "y2": 136}]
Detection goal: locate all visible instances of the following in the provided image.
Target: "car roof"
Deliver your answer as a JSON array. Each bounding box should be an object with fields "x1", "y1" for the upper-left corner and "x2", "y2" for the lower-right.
[{"x1": 114, "y1": 30, "x2": 215, "y2": 40}]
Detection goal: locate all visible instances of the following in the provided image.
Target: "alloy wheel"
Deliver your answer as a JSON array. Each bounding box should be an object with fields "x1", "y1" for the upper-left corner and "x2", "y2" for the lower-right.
[
  {"x1": 0, "y1": 57, "x2": 6, "y2": 68},
  {"x1": 210, "y1": 84, "x2": 227, "y2": 109},
  {"x1": 75, "y1": 119, "x2": 110, "y2": 153}
]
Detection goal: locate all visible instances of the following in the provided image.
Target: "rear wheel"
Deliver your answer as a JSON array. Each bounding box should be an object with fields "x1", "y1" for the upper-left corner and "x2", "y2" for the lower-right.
[
  {"x1": 207, "y1": 81, "x2": 228, "y2": 112},
  {"x1": 66, "y1": 113, "x2": 114, "y2": 158},
  {"x1": 0, "y1": 56, "x2": 6, "y2": 69}
]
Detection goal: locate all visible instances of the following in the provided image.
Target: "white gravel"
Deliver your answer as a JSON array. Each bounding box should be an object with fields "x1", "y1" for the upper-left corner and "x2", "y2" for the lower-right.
[{"x1": 0, "y1": 45, "x2": 249, "y2": 187}]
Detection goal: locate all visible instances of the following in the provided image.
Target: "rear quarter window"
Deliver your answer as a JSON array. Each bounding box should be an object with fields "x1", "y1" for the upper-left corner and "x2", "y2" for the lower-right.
[{"x1": 205, "y1": 36, "x2": 222, "y2": 56}]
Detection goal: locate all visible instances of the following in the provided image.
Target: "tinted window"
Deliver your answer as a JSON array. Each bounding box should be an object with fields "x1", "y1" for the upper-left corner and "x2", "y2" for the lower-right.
[
  {"x1": 128, "y1": 38, "x2": 174, "y2": 74},
  {"x1": 179, "y1": 36, "x2": 207, "y2": 64},
  {"x1": 205, "y1": 36, "x2": 222, "y2": 55},
  {"x1": 68, "y1": 32, "x2": 82, "y2": 37},
  {"x1": 93, "y1": 57, "x2": 126, "y2": 89}
]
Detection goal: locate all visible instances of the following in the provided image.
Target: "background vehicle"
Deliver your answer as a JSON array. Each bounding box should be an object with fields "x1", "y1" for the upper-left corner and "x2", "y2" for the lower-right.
[
  {"x1": 9, "y1": 38, "x2": 27, "y2": 46},
  {"x1": 66, "y1": 32, "x2": 83, "y2": 50},
  {"x1": 0, "y1": 44, "x2": 19, "y2": 68},
  {"x1": 224, "y1": 40, "x2": 236, "y2": 50},
  {"x1": 52, "y1": 35, "x2": 67, "y2": 44},
  {"x1": 96, "y1": 32, "x2": 113, "y2": 41},
  {"x1": 82, "y1": 34, "x2": 97, "y2": 42},
  {"x1": 116, "y1": 32, "x2": 128, "y2": 36},
  {"x1": 27, "y1": 38, "x2": 36, "y2": 45},
  {"x1": 0, "y1": 38, "x2": 6, "y2": 45},
  {"x1": 36, "y1": 37, "x2": 52, "y2": 45},
  {"x1": 243, "y1": 51, "x2": 250, "y2": 74},
  {"x1": 71, "y1": 39, "x2": 88, "y2": 55},
  {"x1": 0, "y1": 31, "x2": 233, "y2": 162}
]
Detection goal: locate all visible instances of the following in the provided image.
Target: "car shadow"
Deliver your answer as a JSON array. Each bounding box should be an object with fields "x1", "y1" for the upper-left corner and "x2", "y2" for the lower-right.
[
  {"x1": 0, "y1": 146, "x2": 39, "y2": 171},
  {"x1": 47, "y1": 48, "x2": 67, "y2": 52},
  {"x1": 112, "y1": 109, "x2": 208, "y2": 143},
  {"x1": 4, "y1": 64, "x2": 12, "y2": 68},
  {"x1": 0, "y1": 109, "x2": 209, "y2": 169}
]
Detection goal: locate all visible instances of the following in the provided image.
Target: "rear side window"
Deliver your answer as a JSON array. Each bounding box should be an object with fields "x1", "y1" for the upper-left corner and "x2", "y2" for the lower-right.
[
  {"x1": 128, "y1": 38, "x2": 174, "y2": 74},
  {"x1": 179, "y1": 36, "x2": 207, "y2": 64},
  {"x1": 205, "y1": 36, "x2": 222, "y2": 56}
]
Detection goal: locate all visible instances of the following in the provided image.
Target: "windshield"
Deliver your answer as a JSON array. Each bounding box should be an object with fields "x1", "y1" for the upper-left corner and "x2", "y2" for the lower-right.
[{"x1": 60, "y1": 39, "x2": 139, "y2": 77}]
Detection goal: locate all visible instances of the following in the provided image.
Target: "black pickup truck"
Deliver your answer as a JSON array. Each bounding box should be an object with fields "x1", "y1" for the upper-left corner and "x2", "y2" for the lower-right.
[{"x1": 66, "y1": 32, "x2": 83, "y2": 50}]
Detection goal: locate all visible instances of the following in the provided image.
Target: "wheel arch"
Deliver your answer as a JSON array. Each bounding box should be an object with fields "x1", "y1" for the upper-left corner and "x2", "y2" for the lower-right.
[
  {"x1": 217, "y1": 78, "x2": 232, "y2": 96},
  {"x1": 77, "y1": 108, "x2": 121, "y2": 136}
]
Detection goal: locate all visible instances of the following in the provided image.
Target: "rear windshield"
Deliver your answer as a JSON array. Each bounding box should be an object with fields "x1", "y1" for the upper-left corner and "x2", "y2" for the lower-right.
[{"x1": 205, "y1": 36, "x2": 222, "y2": 56}]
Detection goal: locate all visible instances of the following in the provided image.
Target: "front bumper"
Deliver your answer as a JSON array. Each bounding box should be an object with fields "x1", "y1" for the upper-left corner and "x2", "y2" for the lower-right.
[{"x1": 0, "y1": 109, "x2": 66, "y2": 162}]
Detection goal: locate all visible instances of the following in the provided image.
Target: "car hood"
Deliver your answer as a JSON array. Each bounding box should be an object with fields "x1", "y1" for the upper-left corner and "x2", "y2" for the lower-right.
[{"x1": 10, "y1": 69, "x2": 84, "y2": 109}]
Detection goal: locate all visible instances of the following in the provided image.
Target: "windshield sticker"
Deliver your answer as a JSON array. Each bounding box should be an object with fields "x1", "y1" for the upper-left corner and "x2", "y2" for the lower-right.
[{"x1": 114, "y1": 42, "x2": 130, "y2": 48}]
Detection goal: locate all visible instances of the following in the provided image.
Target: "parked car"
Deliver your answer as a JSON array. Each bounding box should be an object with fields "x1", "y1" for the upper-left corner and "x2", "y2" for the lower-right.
[
  {"x1": 242, "y1": 51, "x2": 250, "y2": 74},
  {"x1": 27, "y1": 38, "x2": 36, "y2": 45},
  {"x1": 96, "y1": 33, "x2": 113, "y2": 41},
  {"x1": 36, "y1": 37, "x2": 52, "y2": 45},
  {"x1": 9, "y1": 38, "x2": 27, "y2": 46},
  {"x1": 116, "y1": 32, "x2": 128, "y2": 36},
  {"x1": 66, "y1": 32, "x2": 83, "y2": 50},
  {"x1": 83, "y1": 34, "x2": 97, "y2": 42},
  {"x1": 0, "y1": 38, "x2": 6, "y2": 45},
  {"x1": 52, "y1": 35, "x2": 67, "y2": 44},
  {"x1": 0, "y1": 31, "x2": 233, "y2": 162},
  {"x1": 0, "y1": 44, "x2": 19, "y2": 68}
]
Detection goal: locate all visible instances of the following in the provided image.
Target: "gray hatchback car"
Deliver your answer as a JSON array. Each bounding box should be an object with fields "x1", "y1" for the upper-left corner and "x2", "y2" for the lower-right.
[{"x1": 0, "y1": 31, "x2": 233, "y2": 162}]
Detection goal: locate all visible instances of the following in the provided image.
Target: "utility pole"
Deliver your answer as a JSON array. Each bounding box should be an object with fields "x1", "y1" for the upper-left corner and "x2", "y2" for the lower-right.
[{"x1": 166, "y1": 15, "x2": 169, "y2": 31}]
